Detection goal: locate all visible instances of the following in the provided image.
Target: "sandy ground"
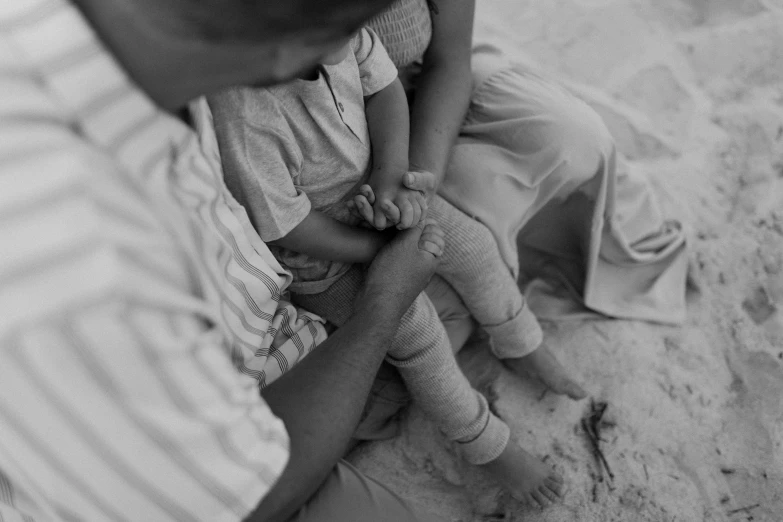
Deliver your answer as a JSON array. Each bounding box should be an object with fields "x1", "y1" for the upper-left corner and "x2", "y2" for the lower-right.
[{"x1": 348, "y1": 1, "x2": 783, "y2": 520}]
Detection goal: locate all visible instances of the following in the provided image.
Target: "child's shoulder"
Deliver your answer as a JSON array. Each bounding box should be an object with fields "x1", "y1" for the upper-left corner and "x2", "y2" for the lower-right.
[{"x1": 208, "y1": 86, "x2": 289, "y2": 130}]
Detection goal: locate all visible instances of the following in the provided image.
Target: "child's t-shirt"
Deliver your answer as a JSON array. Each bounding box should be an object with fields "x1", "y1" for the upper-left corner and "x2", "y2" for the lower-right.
[{"x1": 210, "y1": 27, "x2": 398, "y2": 295}]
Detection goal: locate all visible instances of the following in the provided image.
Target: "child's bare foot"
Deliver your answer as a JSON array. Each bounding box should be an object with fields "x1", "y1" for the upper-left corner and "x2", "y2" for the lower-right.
[
  {"x1": 504, "y1": 344, "x2": 588, "y2": 400},
  {"x1": 481, "y1": 441, "x2": 565, "y2": 508}
]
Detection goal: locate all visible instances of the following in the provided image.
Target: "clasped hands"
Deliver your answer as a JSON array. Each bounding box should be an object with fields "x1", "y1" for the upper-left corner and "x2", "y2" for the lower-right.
[{"x1": 347, "y1": 169, "x2": 443, "y2": 257}]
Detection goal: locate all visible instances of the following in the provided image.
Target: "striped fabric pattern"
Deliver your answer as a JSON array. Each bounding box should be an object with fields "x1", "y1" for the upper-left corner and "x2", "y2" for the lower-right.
[{"x1": 0, "y1": 0, "x2": 327, "y2": 520}]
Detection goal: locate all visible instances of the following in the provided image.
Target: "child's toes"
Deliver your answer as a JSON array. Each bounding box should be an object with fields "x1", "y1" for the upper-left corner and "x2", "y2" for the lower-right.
[
  {"x1": 544, "y1": 477, "x2": 565, "y2": 497},
  {"x1": 531, "y1": 490, "x2": 550, "y2": 508},
  {"x1": 522, "y1": 493, "x2": 538, "y2": 509},
  {"x1": 539, "y1": 484, "x2": 559, "y2": 503}
]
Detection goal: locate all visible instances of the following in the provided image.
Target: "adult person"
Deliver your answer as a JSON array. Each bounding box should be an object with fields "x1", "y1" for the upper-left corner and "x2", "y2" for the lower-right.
[
  {"x1": 0, "y1": 0, "x2": 454, "y2": 520},
  {"x1": 367, "y1": 0, "x2": 689, "y2": 347}
]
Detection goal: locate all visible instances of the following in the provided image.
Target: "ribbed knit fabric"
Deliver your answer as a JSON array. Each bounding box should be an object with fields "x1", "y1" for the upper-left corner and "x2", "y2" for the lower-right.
[
  {"x1": 292, "y1": 195, "x2": 546, "y2": 464},
  {"x1": 427, "y1": 196, "x2": 544, "y2": 358},
  {"x1": 368, "y1": 0, "x2": 432, "y2": 69},
  {"x1": 294, "y1": 266, "x2": 509, "y2": 465}
]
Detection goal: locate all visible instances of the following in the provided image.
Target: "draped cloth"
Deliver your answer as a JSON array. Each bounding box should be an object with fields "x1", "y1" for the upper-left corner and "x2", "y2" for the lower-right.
[{"x1": 440, "y1": 45, "x2": 688, "y2": 324}]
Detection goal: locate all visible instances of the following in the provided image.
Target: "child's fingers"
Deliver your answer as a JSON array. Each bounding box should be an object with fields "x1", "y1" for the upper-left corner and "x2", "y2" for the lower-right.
[
  {"x1": 353, "y1": 195, "x2": 374, "y2": 224},
  {"x1": 381, "y1": 200, "x2": 401, "y2": 225},
  {"x1": 347, "y1": 200, "x2": 364, "y2": 220},
  {"x1": 359, "y1": 184, "x2": 375, "y2": 205},
  {"x1": 373, "y1": 206, "x2": 388, "y2": 230},
  {"x1": 397, "y1": 199, "x2": 414, "y2": 229}
]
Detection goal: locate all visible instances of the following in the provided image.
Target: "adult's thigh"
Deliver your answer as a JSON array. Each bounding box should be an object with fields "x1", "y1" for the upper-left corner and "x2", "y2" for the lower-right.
[{"x1": 291, "y1": 460, "x2": 445, "y2": 522}]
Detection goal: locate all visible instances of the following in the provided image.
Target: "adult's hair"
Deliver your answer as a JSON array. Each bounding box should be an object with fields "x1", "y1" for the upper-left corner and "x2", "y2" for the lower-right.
[{"x1": 167, "y1": 0, "x2": 396, "y2": 42}]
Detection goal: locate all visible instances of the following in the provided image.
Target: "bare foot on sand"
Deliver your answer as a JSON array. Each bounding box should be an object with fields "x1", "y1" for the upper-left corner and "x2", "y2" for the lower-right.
[
  {"x1": 504, "y1": 344, "x2": 588, "y2": 400},
  {"x1": 482, "y1": 440, "x2": 565, "y2": 508}
]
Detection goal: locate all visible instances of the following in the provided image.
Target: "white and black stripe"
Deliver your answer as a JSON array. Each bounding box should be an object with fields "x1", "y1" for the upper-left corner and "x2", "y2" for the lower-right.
[{"x1": 0, "y1": 0, "x2": 329, "y2": 520}]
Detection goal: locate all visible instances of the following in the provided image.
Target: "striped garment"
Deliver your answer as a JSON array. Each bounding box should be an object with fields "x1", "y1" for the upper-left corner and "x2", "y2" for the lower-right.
[{"x1": 0, "y1": 0, "x2": 328, "y2": 520}]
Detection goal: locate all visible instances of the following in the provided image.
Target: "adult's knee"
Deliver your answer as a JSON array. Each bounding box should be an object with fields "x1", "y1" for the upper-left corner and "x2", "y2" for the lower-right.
[{"x1": 538, "y1": 91, "x2": 614, "y2": 177}]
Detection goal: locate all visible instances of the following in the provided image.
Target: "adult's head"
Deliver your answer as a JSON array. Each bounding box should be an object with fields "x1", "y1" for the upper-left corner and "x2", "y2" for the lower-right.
[{"x1": 73, "y1": 0, "x2": 393, "y2": 110}]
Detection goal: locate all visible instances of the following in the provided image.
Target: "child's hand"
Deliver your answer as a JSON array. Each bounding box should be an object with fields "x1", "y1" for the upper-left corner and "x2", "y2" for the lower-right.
[
  {"x1": 381, "y1": 185, "x2": 427, "y2": 230},
  {"x1": 346, "y1": 185, "x2": 376, "y2": 226},
  {"x1": 349, "y1": 183, "x2": 427, "y2": 230}
]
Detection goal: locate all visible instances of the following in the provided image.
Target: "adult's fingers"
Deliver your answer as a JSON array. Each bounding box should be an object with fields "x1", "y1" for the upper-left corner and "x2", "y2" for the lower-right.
[
  {"x1": 410, "y1": 199, "x2": 423, "y2": 227},
  {"x1": 403, "y1": 170, "x2": 437, "y2": 198},
  {"x1": 418, "y1": 240, "x2": 443, "y2": 257},
  {"x1": 419, "y1": 231, "x2": 444, "y2": 247},
  {"x1": 359, "y1": 222, "x2": 440, "y2": 318},
  {"x1": 397, "y1": 198, "x2": 414, "y2": 229},
  {"x1": 420, "y1": 218, "x2": 443, "y2": 236},
  {"x1": 418, "y1": 232, "x2": 445, "y2": 257},
  {"x1": 417, "y1": 192, "x2": 428, "y2": 220}
]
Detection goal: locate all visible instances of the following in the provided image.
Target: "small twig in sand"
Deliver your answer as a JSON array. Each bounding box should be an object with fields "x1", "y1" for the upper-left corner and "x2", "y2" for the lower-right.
[
  {"x1": 581, "y1": 400, "x2": 615, "y2": 482},
  {"x1": 726, "y1": 503, "x2": 760, "y2": 516}
]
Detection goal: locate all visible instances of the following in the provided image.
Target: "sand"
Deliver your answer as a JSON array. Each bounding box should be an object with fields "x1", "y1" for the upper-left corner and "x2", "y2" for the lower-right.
[{"x1": 347, "y1": 1, "x2": 783, "y2": 520}]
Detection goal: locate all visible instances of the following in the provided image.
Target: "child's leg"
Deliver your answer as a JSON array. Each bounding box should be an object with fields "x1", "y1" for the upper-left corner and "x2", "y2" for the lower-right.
[
  {"x1": 293, "y1": 267, "x2": 508, "y2": 463},
  {"x1": 293, "y1": 268, "x2": 564, "y2": 505},
  {"x1": 390, "y1": 291, "x2": 508, "y2": 463},
  {"x1": 428, "y1": 195, "x2": 586, "y2": 399},
  {"x1": 389, "y1": 291, "x2": 565, "y2": 504}
]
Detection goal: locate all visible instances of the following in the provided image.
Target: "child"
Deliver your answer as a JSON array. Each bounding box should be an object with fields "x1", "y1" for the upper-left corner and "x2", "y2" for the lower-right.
[{"x1": 208, "y1": 27, "x2": 584, "y2": 506}]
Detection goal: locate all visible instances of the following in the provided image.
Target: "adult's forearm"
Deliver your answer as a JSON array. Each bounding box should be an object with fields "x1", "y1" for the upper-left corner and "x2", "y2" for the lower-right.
[
  {"x1": 248, "y1": 221, "x2": 443, "y2": 522},
  {"x1": 408, "y1": 61, "x2": 472, "y2": 187},
  {"x1": 250, "y1": 305, "x2": 403, "y2": 522}
]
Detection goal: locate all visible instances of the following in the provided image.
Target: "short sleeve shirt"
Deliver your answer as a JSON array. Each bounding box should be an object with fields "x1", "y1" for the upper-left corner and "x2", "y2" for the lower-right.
[
  {"x1": 209, "y1": 27, "x2": 398, "y2": 294},
  {"x1": 0, "y1": 0, "x2": 330, "y2": 520}
]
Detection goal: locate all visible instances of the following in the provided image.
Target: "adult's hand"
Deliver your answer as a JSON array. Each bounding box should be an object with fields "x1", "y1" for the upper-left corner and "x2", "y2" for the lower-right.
[
  {"x1": 403, "y1": 170, "x2": 439, "y2": 202},
  {"x1": 250, "y1": 219, "x2": 444, "y2": 522},
  {"x1": 358, "y1": 219, "x2": 444, "y2": 319}
]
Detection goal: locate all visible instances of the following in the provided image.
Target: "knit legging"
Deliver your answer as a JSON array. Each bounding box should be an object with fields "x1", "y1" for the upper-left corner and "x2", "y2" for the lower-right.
[{"x1": 293, "y1": 196, "x2": 543, "y2": 463}]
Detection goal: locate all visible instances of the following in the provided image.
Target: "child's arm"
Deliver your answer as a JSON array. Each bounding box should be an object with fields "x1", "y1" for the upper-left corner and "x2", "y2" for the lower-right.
[
  {"x1": 271, "y1": 209, "x2": 391, "y2": 264},
  {"x1": 364, "y1": 78, "x2": 426, "y2": 230}
]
